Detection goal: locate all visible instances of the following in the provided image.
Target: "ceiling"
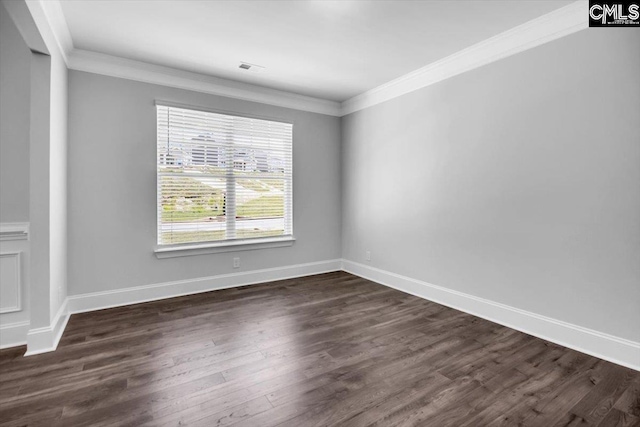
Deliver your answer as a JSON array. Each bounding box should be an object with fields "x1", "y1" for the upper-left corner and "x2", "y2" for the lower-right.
[{"x1": 58, "y1": 0, "x2": 571, "y2": 102}]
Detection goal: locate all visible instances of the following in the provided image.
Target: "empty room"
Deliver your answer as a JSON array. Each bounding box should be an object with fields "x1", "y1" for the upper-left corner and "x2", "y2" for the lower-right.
[{"x1": 0, "y1": 0, "x2": 639, "y2": 425}]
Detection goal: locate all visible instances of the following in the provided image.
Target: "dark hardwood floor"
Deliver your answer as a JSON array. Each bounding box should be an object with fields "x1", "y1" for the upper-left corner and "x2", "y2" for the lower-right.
[{"x1": 0, "y1": 271, "x2": 638, "y2": 426}]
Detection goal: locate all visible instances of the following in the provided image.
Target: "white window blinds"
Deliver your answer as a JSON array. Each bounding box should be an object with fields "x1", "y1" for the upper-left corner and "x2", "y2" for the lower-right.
[{"x1": 157, "y1": 104, "x2": 293, "y2": 245}]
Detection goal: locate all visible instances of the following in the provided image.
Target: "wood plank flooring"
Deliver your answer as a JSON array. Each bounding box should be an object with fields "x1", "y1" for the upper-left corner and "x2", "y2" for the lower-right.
[{"x1": 0, "y1": 271, "x2": 638, "y2": 426}]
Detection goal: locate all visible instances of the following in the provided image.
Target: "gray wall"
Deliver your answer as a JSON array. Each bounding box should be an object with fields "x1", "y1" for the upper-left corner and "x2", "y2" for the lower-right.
[
  {"x1": 68, "y1": 71, "x2": 342, "y2": 295},
  {"x1": 0, "y1": 1, "x2": 31, "y2": 329},
  {"x1": 0, "y1": 1, "x2": 30, "y2": 222},
  {"x1": 342, "y1": 28, "x2": 640, "y2": 343}
]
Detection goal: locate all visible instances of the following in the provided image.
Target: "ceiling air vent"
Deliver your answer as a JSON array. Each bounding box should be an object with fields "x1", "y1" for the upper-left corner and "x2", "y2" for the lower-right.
[{"x1": 238, "y1": 62, "x2": 265, "y2": 73}]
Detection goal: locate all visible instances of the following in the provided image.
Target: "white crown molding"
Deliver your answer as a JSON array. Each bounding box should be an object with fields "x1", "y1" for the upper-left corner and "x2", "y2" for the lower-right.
[
  {"x1": 67, "y1": 49, "x2": 342, "y2": 116},
  {"x1": 2, "y1": 0, "x2": 48, "y2": 55},
  {"x1": 341, "y1": 0, "x2": 588, "y2": 116},
  {"x1": 342, "y1": 260, "x2": 640, "y2": 372},
  {"x1": 30, "y1": 0, "x2": 588, "y2": 117},
  {"x1": 25, "y1": 0, "x2": 341, "y2": 116},
  {"x1": 24, "y1": 0, "x2": 70, "y2": 63},
  {"x1": 37, "y1": 0, "x2": 73, "y2": 59}
]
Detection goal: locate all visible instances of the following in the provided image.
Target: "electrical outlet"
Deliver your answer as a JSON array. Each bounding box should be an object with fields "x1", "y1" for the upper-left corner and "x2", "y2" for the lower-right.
[
  {"x1": 366, "y1": 251, "x2": 371, "y2": 262},
  {"x1": 233, "y1": 257, "x2": 240, "y2": 268}
]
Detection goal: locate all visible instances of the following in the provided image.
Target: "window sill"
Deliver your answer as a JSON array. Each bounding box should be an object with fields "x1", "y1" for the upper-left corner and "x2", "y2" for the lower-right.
[{"x1": 154, "y1": 236, "x2": 295, "y2": 259}]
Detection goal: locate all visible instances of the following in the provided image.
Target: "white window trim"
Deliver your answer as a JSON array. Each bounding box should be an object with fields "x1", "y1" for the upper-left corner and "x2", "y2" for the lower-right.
[
  {"x1": 154, "y1": 235, "x2": 295, "y2": 259},
  {"x1": 155, "y1": 101, "x2": 294, "y2": 251},
  {"x1": 155, "y1": 100, "x2": 293, "y2": 125}
]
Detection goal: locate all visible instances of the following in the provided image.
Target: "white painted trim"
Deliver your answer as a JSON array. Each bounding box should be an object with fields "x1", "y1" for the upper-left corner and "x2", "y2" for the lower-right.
[
  {"x1": 342, "y1": 260, "x2": 640, "y2": 372},
  {"x1": 341, "y1": 1, "x2": 588, "y2": 115},
  {"x1": 0, "y1": 252, "x2": 22, "y2": 313},
  {"x1": 26, "y1": 0, "x2": 342, "y2": 116},
  {"x1": 24, "y1": 0, "x2": 68, "y2": 62},
  {"x1": 67, "y1": 49, "x2": 342, "y2": 117},
  {"x1": 0, "y1": 223, "x2": 29, "y2": 241},
  {"x1": 5, "y1": 260, "x2": 341, "y2": 352},
  {"x1": 24, "y1": 298, "x2": 69, "y2": 356},
  {"x1": 2, "y1": 0, "x2": 49, "y2": 55},
  {"x1": 155, "y1": 99, "x2": 294, "y2": 125},
  {"x1": 68, "y1": 259, "x2": 342, "y2": 314},
  {"x1": 155, "y1": 236, "x2": 296, "y2": 259},
  {"x1": 0, "y1": 321, "x2": 29, "y2": 349},
  {"x1": 12, "y1": 257, "x2": 637, "y2": 372},
  {"x1": 32, "y1": 0, "x2": 589, "y2": 117},
  {"x1": 34, "y1": 0, "x2": 72, "y2": 61}
]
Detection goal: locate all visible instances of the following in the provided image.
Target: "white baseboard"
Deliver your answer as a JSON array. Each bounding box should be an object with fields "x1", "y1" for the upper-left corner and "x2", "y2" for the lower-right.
[
  {"x1": 24, "y1": 299, "x2": 70, "y2": 356},
  {"x1": 0, "y1": 320, "x2": 30, "y2": 349},
  {"x1": 342, "y1": 260, "x2": 640, "y2": 372},
  {"x1": 68, "y1": 259, "x2": 342, "y2": 314},
  {"x1": 14, "y1": 258, "x2": 636, "y2": 372},
  {"x1": 4, "y1": 259, "x2": 340, "y2": 354}
]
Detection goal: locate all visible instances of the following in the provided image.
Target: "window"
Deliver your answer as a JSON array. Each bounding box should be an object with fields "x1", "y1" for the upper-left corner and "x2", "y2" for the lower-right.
[{"x1": 156, "y1": 104, "x2": 293, "y2": 246}]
